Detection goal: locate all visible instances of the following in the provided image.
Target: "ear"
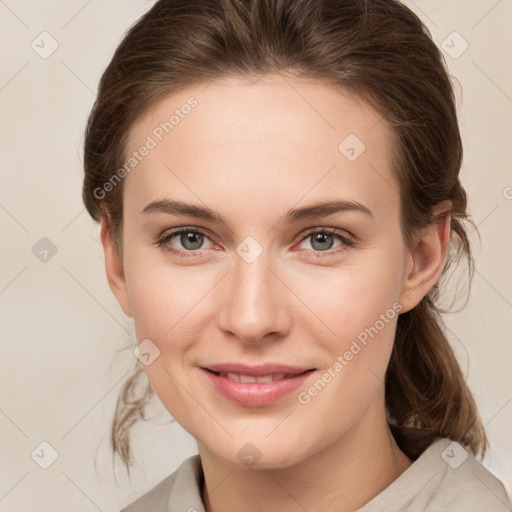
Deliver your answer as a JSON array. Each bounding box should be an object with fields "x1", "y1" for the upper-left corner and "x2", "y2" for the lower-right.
[
  {"x1": 398, "y1": 200, "x2": 452, "y2": 313},
  {"x1": 100, "y1": 217, "x2": 133, "y2": 318}
]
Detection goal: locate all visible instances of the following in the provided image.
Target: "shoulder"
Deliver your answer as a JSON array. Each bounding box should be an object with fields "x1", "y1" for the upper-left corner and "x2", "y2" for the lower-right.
[
  {"x1": 427, "y1": 438, "x2": 511, "y2": 511},
  {"x1": 119, "y1": 454, "x2": 203, "y2": 512},
  {"x1": 359, "y1": 437, "x2": 511, "y2": 512}
]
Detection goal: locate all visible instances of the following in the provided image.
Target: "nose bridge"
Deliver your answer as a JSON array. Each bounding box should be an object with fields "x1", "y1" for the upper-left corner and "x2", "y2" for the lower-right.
[{"x1": 217, "y1": 242, "x2": 289, "y2": 343}]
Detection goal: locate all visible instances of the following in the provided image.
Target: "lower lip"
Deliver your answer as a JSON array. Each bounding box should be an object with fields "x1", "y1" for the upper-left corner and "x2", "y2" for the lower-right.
[{"x1": 201, "y1": 368, "x2": 316, "y2": 407}]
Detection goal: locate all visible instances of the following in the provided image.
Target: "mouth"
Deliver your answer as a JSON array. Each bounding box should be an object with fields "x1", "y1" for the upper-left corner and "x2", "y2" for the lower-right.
[
  {"x1": 201, "y1": 367, "x2": 317, "y2": 407},
  {"x1": 202, "y1": 368, "x2": 313, "y2": 383}
]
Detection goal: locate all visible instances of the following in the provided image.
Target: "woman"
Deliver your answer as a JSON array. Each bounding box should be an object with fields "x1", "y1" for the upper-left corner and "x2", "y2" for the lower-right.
[{"x1": 82, "y1": 0, "x2": 511, "y2": 510}]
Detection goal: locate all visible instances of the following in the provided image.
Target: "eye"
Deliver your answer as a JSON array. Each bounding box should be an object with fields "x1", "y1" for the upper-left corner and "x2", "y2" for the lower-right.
[
  {"x1": 294, "y1": 228, "x2": 356, "y2": 258},
  {"x1": 156, "y1": 226, "x2": 215, "y2": 258}
]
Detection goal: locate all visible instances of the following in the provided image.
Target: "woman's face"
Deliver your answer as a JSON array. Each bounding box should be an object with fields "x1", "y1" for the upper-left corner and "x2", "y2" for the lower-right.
[{"x1": 103, "y1": 74, "x2": 437, "y2": 468}]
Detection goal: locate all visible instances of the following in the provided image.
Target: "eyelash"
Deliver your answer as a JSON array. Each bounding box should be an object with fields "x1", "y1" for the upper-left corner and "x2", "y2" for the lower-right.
[{"x1": 155, "y1": 226, "x2": 356, "y2": 259}]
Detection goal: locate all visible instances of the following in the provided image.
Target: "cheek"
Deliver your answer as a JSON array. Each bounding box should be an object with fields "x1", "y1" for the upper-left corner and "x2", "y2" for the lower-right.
[
  {"x1": 295, "y1": 253, "x2": 403, "y2": 331},
  {"x1": 293, "y1": 267, "x2": 402, "y2": 425},
  {"x1": 124, "y1": 253, "x2": 215, "y2": 348},
  {"x1": 290, "y1": 254, "x2": 403, "y2": 378}
]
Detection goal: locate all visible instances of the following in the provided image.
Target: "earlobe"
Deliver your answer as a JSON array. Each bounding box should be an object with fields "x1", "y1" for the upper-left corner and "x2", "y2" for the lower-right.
[
  {"x1": 100, "y1": 217, "x2": 133, "y2": 318},
  {"x1": 398, "y1": 200, "x2": 452, "y2": 313}
]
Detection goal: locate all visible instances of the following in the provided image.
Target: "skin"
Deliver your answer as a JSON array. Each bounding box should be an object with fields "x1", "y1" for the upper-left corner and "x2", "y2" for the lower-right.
[{"x1": 100, "y1": 74, "x2": 451, "y2": 511}]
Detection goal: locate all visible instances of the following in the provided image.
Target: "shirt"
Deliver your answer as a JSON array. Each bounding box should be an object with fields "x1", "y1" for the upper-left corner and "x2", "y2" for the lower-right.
[{"x1": 119, "y1": 436, "x2": 511, "y2": 511}]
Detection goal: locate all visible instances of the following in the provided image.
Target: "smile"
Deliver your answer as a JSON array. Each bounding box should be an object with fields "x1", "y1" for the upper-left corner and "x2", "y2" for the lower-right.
[{"x1": 218, "y1": 372, "x2": 300, "y2": 383}]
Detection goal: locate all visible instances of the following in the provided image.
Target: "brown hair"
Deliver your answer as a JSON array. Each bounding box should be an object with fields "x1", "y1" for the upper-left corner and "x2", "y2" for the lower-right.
[{"x1": 83, "y1": 0, "x2": 488, "y2": 475}]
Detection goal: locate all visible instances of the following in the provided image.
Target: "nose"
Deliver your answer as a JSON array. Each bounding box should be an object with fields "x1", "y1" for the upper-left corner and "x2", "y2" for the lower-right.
[{"x1": 216, "y1": 248, "x2": 292, "y2": 345}]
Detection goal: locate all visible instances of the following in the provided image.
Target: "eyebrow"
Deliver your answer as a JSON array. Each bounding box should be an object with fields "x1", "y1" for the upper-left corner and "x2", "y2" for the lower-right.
[{"x1": 141, "y1": 198, "x2": 373, "y2": 225}]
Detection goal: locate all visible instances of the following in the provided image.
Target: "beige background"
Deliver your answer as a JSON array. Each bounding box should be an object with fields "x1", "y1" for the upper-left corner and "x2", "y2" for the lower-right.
[{"x1": 0, "y1": 0, "x2": 511, "y2": 510}]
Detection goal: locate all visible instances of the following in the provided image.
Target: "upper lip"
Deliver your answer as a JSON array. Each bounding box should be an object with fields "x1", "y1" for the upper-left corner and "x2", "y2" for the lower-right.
[{"x1": 203, "y1": 363, "x2": 314, "y2": 376}]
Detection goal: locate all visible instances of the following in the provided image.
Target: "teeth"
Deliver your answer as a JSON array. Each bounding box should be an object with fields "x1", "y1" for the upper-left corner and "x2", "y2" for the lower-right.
[{"x1": 219, "y1": 372, "x2": 289, "y2": 383}]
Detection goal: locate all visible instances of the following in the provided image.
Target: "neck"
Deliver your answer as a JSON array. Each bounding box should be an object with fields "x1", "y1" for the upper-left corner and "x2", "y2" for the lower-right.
[{"x1": 199, "y1": 392, "x2": 413, "y2": 512}]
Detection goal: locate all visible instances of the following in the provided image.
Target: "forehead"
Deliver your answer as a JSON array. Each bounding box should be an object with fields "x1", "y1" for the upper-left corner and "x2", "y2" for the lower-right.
[{"x1": 124, "y1": 74, "x2": 399, "y2": 226}]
